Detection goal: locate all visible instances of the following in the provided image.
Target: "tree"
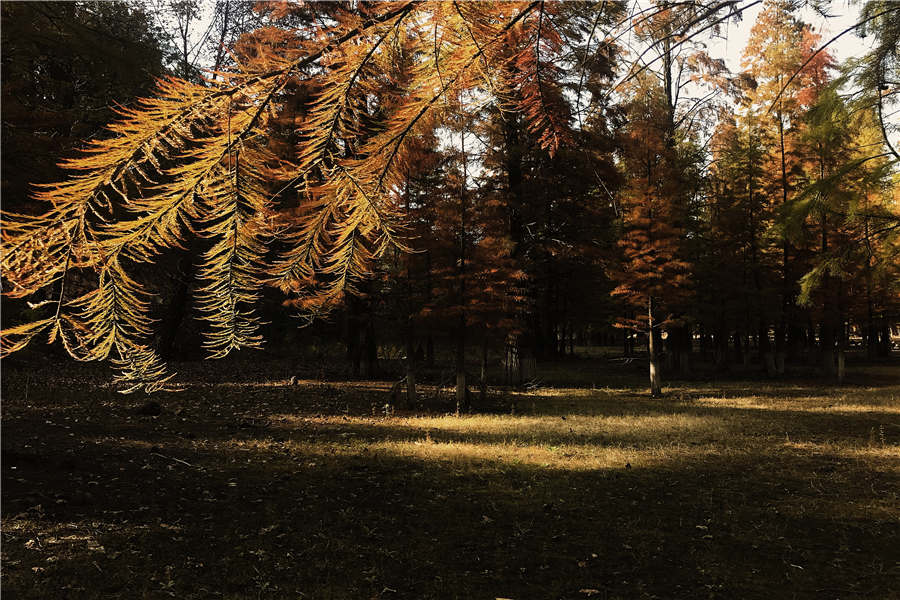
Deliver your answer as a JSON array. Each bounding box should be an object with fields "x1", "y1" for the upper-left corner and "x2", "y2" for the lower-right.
[
  {"x1": 703, "y1": 107, "x2": 776, "y2": 369},
  {"x1": 741, "y1": 0, "x2": 838, "y2": 371},
  {"x1": 612, "y1": 77, "x2": 691, "y2": 397},
  {"x1": 789, "y1": 87, "x2": 899, "y2": 369}
]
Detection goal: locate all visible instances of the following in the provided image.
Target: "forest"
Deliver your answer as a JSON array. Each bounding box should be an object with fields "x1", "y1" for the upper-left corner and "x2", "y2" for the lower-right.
[{"x1": 1, "y1": 1, "x2": 898, "y2": 598}]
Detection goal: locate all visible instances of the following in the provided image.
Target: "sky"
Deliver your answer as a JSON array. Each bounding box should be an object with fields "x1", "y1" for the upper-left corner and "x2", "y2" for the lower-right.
[
  {"x1": 709, "y1": 0, "x2": 874, "y2": 71},
  {"x1": 184, "y1": 0, "x2": 893, "y2": 130},
  {"x1": 187, "y1": 1, "x2": 875, "y2": 72}
]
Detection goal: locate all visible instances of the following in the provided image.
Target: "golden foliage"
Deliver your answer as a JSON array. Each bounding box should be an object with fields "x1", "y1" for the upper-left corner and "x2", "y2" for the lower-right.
[{"x1": 1, "y1": 1, "x2": 579, "y2": 390}]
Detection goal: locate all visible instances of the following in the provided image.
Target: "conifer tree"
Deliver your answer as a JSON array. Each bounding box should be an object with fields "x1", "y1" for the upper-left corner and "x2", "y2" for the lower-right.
[
  {"x1": 612, "y1": 77, "x2": 691, "y2": 397},
  {"x1": 741, "y1": 0, "x2": 837, "y2": 370}
]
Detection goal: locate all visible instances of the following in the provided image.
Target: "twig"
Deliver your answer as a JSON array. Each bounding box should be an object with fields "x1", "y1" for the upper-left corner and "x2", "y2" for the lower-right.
[{"x1": 150, "y1": 451, "x2": 193, "y2": 467}]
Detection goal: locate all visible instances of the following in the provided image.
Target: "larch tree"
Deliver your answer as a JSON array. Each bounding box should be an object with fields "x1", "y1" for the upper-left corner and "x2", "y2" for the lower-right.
[
  {"x1": 741, "y1": 0, "x2": 838, "y2": 371},
  {"x1": 612, "y1": 76, "x2": 691, "y2": 397},
  {"x1": 789, "y1": 86, "x2": 899, "y2": 372},
  {"x1": 704, "y1": 106, "x2": 775, "y2": 369}
]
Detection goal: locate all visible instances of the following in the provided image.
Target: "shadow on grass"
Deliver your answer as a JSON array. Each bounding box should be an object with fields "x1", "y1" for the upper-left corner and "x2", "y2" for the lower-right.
[{"x1": 2, "y1": 364, "x2": 899, "y2": 600}]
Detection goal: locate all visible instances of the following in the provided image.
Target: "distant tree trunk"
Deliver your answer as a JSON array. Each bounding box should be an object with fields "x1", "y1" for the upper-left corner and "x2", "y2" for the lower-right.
[
  {"x1": 863, "y1": 194, "x2": 877, "y2": 360},
  {"x1": 821, "y1": 318, "x2": 835, "y2": 376},
  {"x1": 159, "y1": 246, "x2": 194, "y2": 360},
  {"x1": 759, "y1": 322, "x2": 775, "y2": 376},
  {"x1": 348, "y1": 295, "x2": 363, "y2": 377},
  {"x1": 456, "y1": 320, "x2": 467, "y2": 411},
  {"x1": 405, "y1": 329, "x2": 417, "y2": 408},
  {"x1": 479, "y1": 335, "x2": 488, "y2": 403},
  {"x1": 807, "y1": 318, "x2": 818, "y2": 365},
  {"x1": 504, "y1": 340, "x2": 515, "y2": 385},
  {"x1": 866, "y1": 283, "x2": 877, "y2": 360},
  {"x1": 878, "y1": 317, "x2": 891, "y2": 357},
  {"x1": 733, "y1": 331, "x2": 744, "y2": 366},
  {"x1": 360, "y1": 284, "x2": 378, "y2": 379},
  {"x1": 679, "y1": 325, "x2": 691, "y2": 377},
  {"x1": 502, "y1": 111, "x2": 530, "y2": 382},
  {"x1": 363, "y1": 317, "x2": 378, "y2": 379},
  {"x1": 426, "y1": 334, "x2": 435, "y2": 368},
  {"x1": 424, "y1": 249, "x2": 435, "y2": 367},
  {"x1": 821, "y1": 210, "x2": 836, "y2": 377},
  {"x1": 648, "y1": 297, "x2": 661, "y2": 397},
  {"x1": 456, "y1": 128, "x2": 468, "y2": 412},
  {"x1": 665, "y1": 327, "x2": 675, "y2": 372},
  {"x1": 740, "y1": 332, "x2": 749, "y2": 368},
  {"x1": 713, "y1": 324, "x2": 727, "y2": 370},
  {"x1": 403, "y1": 176, "x2": 417, "y2": 408},
  {"x1": 776, "y1": 103, "x2": 790, "y2": 375}
]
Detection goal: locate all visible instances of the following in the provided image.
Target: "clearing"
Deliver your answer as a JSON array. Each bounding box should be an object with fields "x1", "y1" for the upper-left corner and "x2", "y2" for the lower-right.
[{"x1": 2, "y1": 358, "x2": 899, "y2": 599}]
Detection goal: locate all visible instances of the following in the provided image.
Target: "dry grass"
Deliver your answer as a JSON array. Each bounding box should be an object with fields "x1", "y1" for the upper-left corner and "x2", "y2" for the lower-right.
[{"x1": 2, "y1": 358, "x2": 899, "y2": 599}]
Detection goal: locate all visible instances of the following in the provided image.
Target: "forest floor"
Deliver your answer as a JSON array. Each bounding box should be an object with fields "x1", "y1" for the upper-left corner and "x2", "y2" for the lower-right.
[{"x1": 2, "y1": 356, "x2": 899, "y2": 599}]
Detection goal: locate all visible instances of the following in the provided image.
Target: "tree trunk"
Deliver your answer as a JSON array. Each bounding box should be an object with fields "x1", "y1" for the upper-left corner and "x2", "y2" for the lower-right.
[
  {"x1": 821, "y1": 320, "x2": 835, "y2": 376},
  {"x1": 348, "y1": 295, "x2": 363, "y2": 378},
  {"x1": 456, "y1": 323, "x2": 467, "y2": 413},
  {"x1": 734, "y1": 331, "x2": 744, "y2": 366},
  {"x1": 759, "y1": 322, "x2": 775, "y2": 376},
  {"x1": 404, "y1": 326, "x2": 417, "y2": 409},
  {"x1": 679, "y1": 325, "x2": 692, "y2": 377},
  {"x1": 363, "y1": 314, "x2": 378, "y2": 379},
  {"x1": 456, "y1": 127, "x2": 468, "y2": 412},
  {"x1": 424, "y1": 250, "x2": 435, "y2": 367},
  {"x1": 403, "y1": 175, "x2": 417, "y2": 408},
  {"x1": 648, "y1": 297, "x2": 661, "y2": 397},
  {"x1": 479, "y1": 336, "x2": 488, "y2": 404},
  {"x1": 776, "y1": 102, "x2": 790, "y2": 375},
  {"x1": 878, "y1": 318, "x2": 891, "y2": 357},
  {"x1": 159, "y1": 246, "x2": 195, "y2": 360},
  {"x1": 426, "y1": 335, "x2": 435, "y2": 368},
  {"x1": 866, "y1": 291, "x2": 877, "y2": 360},
  {"x1": 821, "y1": 210, "x2": 836, "y2": 377}
]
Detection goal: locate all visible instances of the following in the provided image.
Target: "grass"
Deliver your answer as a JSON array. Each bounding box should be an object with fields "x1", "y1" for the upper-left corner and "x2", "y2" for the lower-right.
[{"x1": 2, "y1": 357, "x2": 899, "y2": 599}]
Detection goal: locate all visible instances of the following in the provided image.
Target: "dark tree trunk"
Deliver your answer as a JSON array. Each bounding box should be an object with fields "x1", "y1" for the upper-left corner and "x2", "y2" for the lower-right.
[
  {"x1": 479, "y1": 336, "x2": 488, "y2": 404},
  {"x1": 776, "y1": 104, "x2": 790, "y2": 375},
  {"x1": 424, "y1": 250, "x2": 435, "y2": 367},
  {"x1": 404, "y1": 330, "x2": 417, "y2": 408},
  {"x1": 679, "y1": 325, "x2": 692, "y2": 377},
  {"x1": 363, "y1": 314, "x2": 378, "y2": 379},
  {"x1": 878, "y1": 318, "x2": 891, "y2": 357},
  {"x1": 348, "y1": 295, "x2": 363, "y2": 378},
  {"x1": 821, "y1": 211, "x2": 836, "y2": 377},
  {"x1": 456, "y1": 128, "x2": 468, "y2": 412},
  {"x1": 759, "y1": 322, "x2": 775, "y2": 376},
  {"x1": 648, "y1": 297, "x2": 661, "y2": 397},
  {"x1": 159, "y1": 247, "x2": 195, "y2": 360}
]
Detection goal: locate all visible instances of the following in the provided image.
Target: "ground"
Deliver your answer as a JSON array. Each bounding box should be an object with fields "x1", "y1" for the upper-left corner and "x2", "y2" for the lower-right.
[{"x1": 2, "y1": 356, "x2": 899, "y2": 599}]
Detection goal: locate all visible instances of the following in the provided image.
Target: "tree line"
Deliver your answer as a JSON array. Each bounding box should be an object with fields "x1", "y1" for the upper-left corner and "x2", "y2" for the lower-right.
[{"x1": 1, "y1": 1, "x2": 897, "y2": 398}]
